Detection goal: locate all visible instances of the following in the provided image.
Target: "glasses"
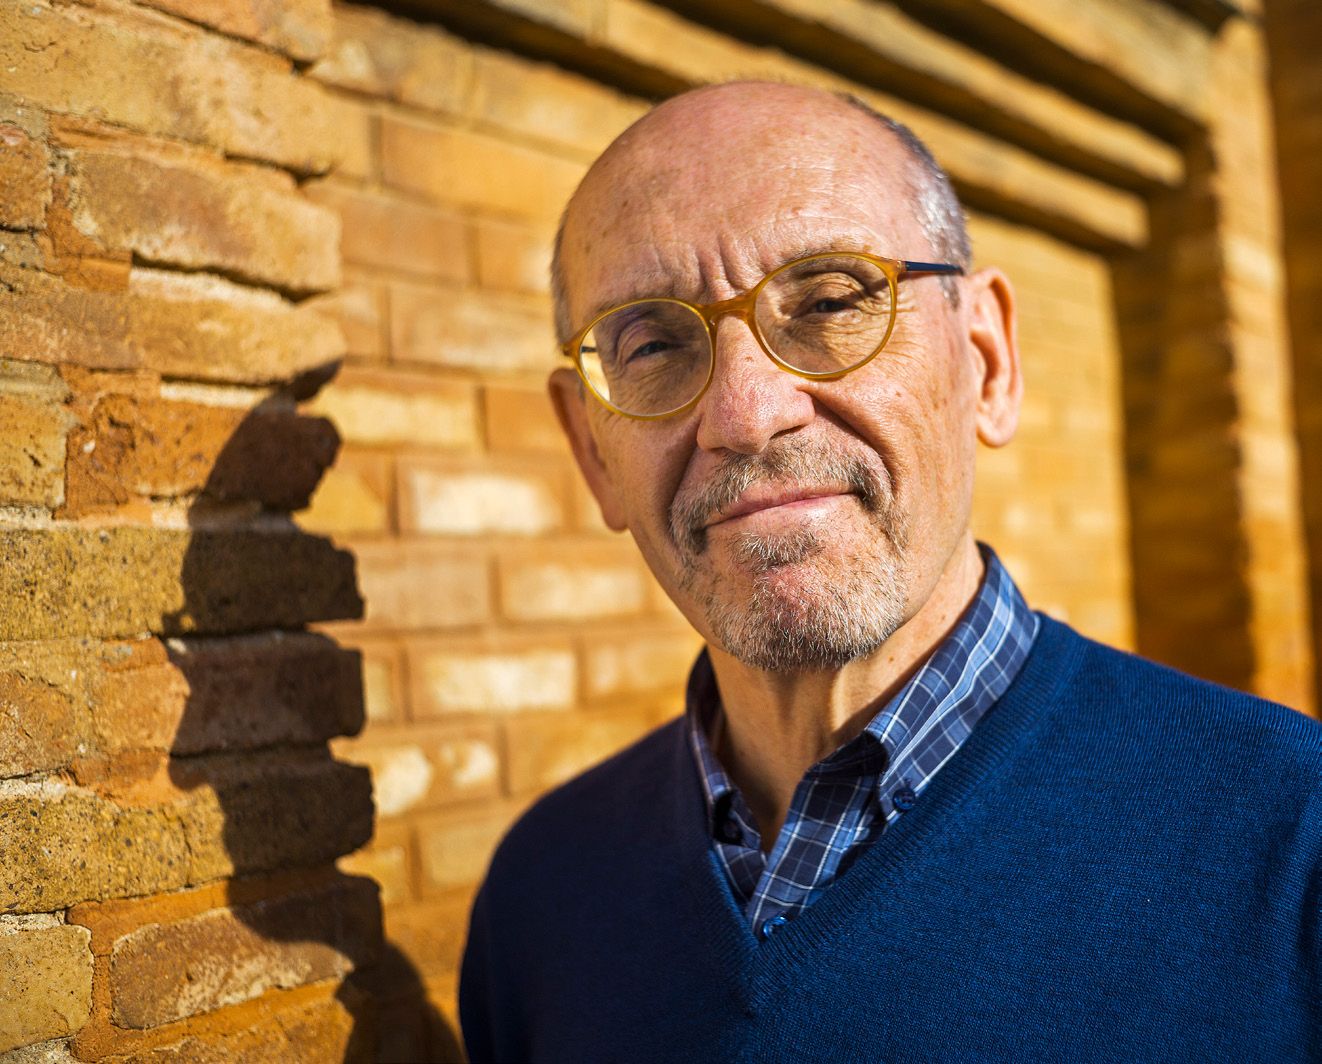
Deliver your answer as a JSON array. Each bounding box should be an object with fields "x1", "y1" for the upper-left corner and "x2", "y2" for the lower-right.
[{"x1": 562, "y1": 251, "x2": 963, "y2": 420}]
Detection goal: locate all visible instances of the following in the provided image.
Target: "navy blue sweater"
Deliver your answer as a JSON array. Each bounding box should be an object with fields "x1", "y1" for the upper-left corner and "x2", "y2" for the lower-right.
[{"x1": 460, "y1": 618, "x2": 1322, "y2": 1062}]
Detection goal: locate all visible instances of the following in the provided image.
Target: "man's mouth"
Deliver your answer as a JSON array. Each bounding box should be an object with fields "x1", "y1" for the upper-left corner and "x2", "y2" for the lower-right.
[{"x1": 705, "y1": 484, "x2": 855, "y2": 530}]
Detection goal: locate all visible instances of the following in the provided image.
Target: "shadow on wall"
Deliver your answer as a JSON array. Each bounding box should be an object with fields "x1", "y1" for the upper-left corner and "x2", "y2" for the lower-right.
[{"x1": 153, "y1": 363, "x2": 461, "y2": 1061}]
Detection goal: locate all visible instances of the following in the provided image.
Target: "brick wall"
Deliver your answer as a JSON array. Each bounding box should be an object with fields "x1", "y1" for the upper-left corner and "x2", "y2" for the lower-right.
[
  {"x1": 0, "y1": 1, "x2": 378, "y2": 1058},
  {"x1": 1, "y1": 0, "x2": 1316, "y2": 1060}
]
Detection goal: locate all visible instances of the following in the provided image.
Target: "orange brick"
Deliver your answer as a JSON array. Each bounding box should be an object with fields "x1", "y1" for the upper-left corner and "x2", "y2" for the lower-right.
[
  {"x1": 379, "y1": 115, "x2": 583, "y2": 221},
  {"x1": 306, "y1": 182, "x2": 469, "y2": 282},
  {"x1": 497, "y1": 545, "x2": 649, "y2": 622},
  {"x1": 65, "y1": 144, "x2": 339, "y2": 293},
  {"x1": 306, "y1": 370, "x2": 479, "y2": 450},
  {"x1": 136, "y1": 0, "x2": 332, "y2": 62},
  {"x1": 483, "y1": 383, "x2": 567, "y2": 453},
  {"x1": 0, "y1": 921, "x2": 94, "y2": 1052},
  {"x1": 108, "y1": 876, "x2": 380, "y2": 1028},
  {"x1": 389, "y1": 280, "x2": 555, "y2": 372},
  {"x1": 353, "y1": 540, "x2": 492, "y2": 632},
  {"x1": 1, "y1": 264, "x2": 344, "y2": 385},
  {"x1": 397, "y1": 457, "x2": 566, "y2": 536},
  {"x1": 0, "y1": 527, "x2": 360, "y2": 642},
  {"x1": 0, "y1": 117, "x2": 52, "y2": 229},
  {"x1": 409, "y1": 639, "x2": 577, "y2": 715},
  {"x1": 1, "y1": 3, "x2": 341, "y2": 174},
  {"x1": 503, "y1": 706, "x2": 673, "y2": 795},
  {"x1": 0, "y1": 376, "x2": 72, "y2": 510},
  {"x1": 380, "y1": 891, "x2": 473, "y2": 982},
  {"x1": 62, "y1": 386, "x2": 339, "y2": 516}
]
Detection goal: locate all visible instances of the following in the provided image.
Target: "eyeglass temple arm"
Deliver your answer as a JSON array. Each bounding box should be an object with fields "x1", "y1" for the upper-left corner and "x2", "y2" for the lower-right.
[{"x1": 899, "y1": 260, "x2": 964, "y2": 276}]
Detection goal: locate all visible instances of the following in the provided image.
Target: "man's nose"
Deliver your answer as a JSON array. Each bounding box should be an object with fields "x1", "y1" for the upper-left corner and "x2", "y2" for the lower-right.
[{"x1": 693, "y1": 317, "x2": 816, "y2": 454}]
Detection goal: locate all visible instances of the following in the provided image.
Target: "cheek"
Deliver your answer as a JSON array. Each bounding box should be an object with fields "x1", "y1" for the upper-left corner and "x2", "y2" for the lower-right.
[{"x1": 596, "y1": 421, "x2": 694, "y2": 539}]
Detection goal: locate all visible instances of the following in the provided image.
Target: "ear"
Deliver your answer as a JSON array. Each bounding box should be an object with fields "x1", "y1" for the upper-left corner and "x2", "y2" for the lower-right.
[
  {"x1": 965, "y1": 267, "x2": 1022, "y2": 448},
  {"x1": 548, "y1": 367, "x2": 628, "y2": 532}
]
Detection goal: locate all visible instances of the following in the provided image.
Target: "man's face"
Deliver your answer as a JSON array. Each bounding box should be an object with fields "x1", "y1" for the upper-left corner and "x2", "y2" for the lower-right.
[{"x1": 553, "y1": 86, "x2": 1010, "y2": 672}]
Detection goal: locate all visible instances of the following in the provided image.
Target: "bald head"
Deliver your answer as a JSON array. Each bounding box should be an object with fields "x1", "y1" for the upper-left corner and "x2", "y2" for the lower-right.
[{"x1": 550, "y1": 81, "x2": 969, "y2": 341}]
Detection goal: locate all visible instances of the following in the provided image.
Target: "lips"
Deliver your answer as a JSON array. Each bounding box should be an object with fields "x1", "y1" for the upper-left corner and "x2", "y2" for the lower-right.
[{"x1": 705, "y1": 483, "x2": 854, "y2": 529}]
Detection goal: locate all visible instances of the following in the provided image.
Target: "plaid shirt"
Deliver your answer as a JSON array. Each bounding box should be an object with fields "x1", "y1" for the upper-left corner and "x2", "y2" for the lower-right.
[{"x1": 686, "y1": 545, "x2": 1039, "y2": 939}]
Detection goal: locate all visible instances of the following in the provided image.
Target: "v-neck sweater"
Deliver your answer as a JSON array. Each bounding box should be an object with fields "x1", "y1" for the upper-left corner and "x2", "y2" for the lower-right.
[{"x1": 460, "y1": 617, "x2": 1322, "y2": 1063}]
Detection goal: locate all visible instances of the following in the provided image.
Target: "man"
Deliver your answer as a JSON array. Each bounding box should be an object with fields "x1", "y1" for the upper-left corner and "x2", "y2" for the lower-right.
[{"x1": 460, "y1": 82, "x2": 1321, "y2": 1062}]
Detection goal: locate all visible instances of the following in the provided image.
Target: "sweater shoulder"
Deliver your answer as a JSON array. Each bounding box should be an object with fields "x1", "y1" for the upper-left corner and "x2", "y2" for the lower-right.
[{"x1": 1044, "y1": 616, "x2": 1322, "y2": 774}]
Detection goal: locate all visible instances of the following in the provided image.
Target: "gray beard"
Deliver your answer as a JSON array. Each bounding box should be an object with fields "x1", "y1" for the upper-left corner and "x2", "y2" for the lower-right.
[{"x1": 669, "y1": 439, "x2": 911, "y2": 672}]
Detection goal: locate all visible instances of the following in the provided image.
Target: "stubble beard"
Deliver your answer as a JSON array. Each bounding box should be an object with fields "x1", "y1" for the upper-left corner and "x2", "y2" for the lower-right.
[{"x1": 669, "y1": 440, "x2": 912, "y2": 673}]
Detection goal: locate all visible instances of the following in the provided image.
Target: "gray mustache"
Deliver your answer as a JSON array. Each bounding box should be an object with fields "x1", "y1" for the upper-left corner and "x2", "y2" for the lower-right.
[{"x1": 668, "y1": 439, "x2": 891, "y2": 557}]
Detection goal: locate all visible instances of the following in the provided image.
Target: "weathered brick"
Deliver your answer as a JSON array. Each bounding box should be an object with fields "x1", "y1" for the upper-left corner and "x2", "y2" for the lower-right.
[
  {"x1": 305, "y1": 183, "x2": 468, "y2": 283},
  {"x1": 583, "y1": 629, "x2": 700, "y2": 701},
  {"x1": 61, "y1": 381, "x2": 339, "y2": 516},
  {"x1": 91, "y1": 990, "x2": 362, "y2": 1063},
  {"x1": 353, "y1": 540, "x2": 491, "y2": 631},
  {"x1": 0, "y1": 2, "x2": 341, "y2": 174},
  {"x1": 410, "y1": 641, "x2": 576, "y2": 715},
  {"x1": 416, "y1": 806, "x2": 522, "y2": 894},
  {"x1": 311, "y1": 4, "x2": 474, "y2": 114},
  {"x1": 137, "y1": 0, "x2": 333, "y2": 63},
  {"x1": 379, "y1": 116, "x2": 584, "y2": 221},
  {"x1": 299, "y1": 451, "x2": 393, "y2": 536},
  {"x1": 305, "y1": 371, "x2": 479, "y2": 450},
  {"x1": 397, "y1": 458, "x2": 566, "y2": 536},
  {"x1": 92, "y1": 633, "x2": 364, "y2": 757},
  {"x1": 0, "y1": 527, "x2": 360, "y2": 641},
  {"x1": 65, "y1": 145, "x2": 340, "y2": 294},
  {"x1": 0, "y1": 658, "x2": 82, "y2": 779},
  {"x1": 0, "y1": 264, "x2": 344, "y2": 385},
  {"x1": 503, "y1": 706, "x2": 673, "y2": 795},
  {"x1": 497, "y1": 547, "x2": 650, "y2": 622},
  {"x1": 390, "y1": 281, "x2": 554, "y2": 372},
  {"x1": 0, "y1": 119, "x2": 52, "y2": 229},
  {"x1": 0, "y1": 921, "x2": 93, "y2": 1052},
  {"x1": 468, "y1": 49, "x2": 645, "y2": 156},
  {"x1": 109, "y1": 876, "x2": 380, "y2": 1028},
  {"x1": 483, "y1": 382, "x2": 565, "y2": 453},
  {"x1": 0, "y1": 363, "x2": 73, "y2": 509},
  {"x1": 473, "y1": 218, "x2": 554, "y2": 296},
  {"x1": 0, "y1": 754, "x2": 372, "y2": 912}
]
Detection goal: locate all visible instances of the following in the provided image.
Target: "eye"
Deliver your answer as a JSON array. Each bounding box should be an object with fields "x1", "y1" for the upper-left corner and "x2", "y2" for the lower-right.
[
  {"x1": 808, "y1": 296, "x2": 854, "y2": 314},
  {"x1": 623, "y1": 338, "x2": 671, "y2": 362}
]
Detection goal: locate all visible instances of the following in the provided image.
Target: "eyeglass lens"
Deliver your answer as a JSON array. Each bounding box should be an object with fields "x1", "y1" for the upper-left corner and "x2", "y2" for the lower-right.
[{"x1": 577, "y1": 254, "x2": 896, "y2": 417}]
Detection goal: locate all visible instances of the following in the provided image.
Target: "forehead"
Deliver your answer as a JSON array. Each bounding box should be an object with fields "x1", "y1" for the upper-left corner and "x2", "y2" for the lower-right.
[{"x1": 561, "y1": 89, "x2": 923, "y2": 315}]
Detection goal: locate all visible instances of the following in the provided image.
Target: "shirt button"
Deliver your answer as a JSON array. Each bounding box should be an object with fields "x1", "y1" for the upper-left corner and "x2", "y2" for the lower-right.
[
  {"x1": 759, "y1": 913, "x2": 789, "y2": 940},
  {"x1": 892, "y1": 785, "x2": 917, "y2": 812},
  {"x1": 717, "y1": 819, "x2": 742, "y2": 844}
]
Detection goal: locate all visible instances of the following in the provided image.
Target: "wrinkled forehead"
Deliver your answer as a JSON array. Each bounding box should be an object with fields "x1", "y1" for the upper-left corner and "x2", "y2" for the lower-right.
[{"x1": 560, "y1": 87, "x2": 923, "y2": 316}]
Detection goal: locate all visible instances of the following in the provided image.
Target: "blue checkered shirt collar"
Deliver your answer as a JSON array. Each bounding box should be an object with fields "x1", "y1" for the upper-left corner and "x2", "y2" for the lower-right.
[{"x1": 685, "y1": 544, "x2": 1039, "y2": 936}]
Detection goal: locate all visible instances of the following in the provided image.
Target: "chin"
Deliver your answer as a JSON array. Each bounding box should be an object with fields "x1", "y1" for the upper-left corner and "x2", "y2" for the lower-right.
[{"x1": 703, "y1": 550, "x2": 910, "y2": 673}]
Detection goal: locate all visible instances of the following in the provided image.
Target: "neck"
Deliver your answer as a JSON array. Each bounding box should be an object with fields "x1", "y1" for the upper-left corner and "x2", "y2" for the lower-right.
[{"x1": 705, "y1": 533, "x2": 984, "y2": 850}]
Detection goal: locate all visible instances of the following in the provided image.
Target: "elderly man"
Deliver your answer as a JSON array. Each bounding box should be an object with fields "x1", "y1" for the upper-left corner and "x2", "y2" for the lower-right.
[{"x1": 459, "y1": 82, "x2": 1321, "y2": 1062}]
